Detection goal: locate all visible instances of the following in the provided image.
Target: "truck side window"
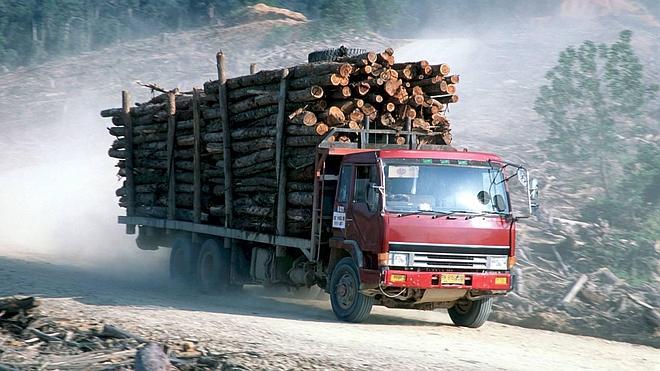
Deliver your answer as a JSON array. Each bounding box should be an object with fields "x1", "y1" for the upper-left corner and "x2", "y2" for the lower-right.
[
  {"x1": 337, "y1": 165, "x2": 352, "y2": 204},
  {"x1": 354, "y1": 166, "x2": 371, "y2": 203}
]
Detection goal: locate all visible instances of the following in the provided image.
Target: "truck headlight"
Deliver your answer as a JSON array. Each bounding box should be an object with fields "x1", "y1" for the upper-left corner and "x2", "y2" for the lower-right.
[
  {"x1": 388, "y1": 252, "x2": 410, "y2": 267},
  {"x1": 487, "y1": 256, "x2": 508, "y2": 270}
]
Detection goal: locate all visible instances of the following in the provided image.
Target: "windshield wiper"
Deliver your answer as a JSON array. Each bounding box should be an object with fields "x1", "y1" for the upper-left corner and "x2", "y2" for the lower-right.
[
  {"x1": 464, "y1": 211, "x2": 510, "y2": 219},
  {"x1": 397, "y1": 210, "x2": 453, "y2": 218}
]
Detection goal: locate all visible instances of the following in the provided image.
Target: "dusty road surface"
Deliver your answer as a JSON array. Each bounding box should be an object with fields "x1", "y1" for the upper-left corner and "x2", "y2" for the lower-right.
[{"x1": 1, "y1": 251, "x2": 657, "y2": 370}]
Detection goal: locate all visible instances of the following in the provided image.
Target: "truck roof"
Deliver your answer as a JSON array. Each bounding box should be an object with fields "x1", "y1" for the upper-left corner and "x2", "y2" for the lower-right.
[{"x1": 328, "y1": 147, "x2": 504, "y2": 163}]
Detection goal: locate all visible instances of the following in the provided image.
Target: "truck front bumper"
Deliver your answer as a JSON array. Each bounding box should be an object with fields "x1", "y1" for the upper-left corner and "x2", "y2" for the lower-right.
[{"x1": 382, "y1": 270, "x2": 513, "y2": 291}]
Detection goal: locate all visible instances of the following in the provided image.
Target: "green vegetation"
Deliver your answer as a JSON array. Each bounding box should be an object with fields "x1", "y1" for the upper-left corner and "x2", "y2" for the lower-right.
[
  {"x1": 0, "y1": 0, "x2": 603, "y2": 71},
  {"x1": 535, "y1": 30, "x2": 659, "y2": 281},
  {"x1": 534, "y1": 30, "x2": 657, "y2": 194}
]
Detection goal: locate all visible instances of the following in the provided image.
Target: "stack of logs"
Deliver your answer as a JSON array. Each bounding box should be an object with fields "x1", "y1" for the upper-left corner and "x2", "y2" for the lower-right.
[{"x1": 102, "y1": 48, "x2": 459, "y2": 235}]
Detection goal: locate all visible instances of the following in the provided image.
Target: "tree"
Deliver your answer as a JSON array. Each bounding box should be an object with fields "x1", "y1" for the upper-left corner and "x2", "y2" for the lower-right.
[{"x1": 534, "y1": 30, "x2": 657, "y2": 194}]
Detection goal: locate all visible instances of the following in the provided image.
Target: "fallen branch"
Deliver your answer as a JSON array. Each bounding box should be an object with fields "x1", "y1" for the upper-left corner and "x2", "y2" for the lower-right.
[
  {"x1": 100, "y1": 324, "x2": 148, "y2": 343},
  {"x1": 561, "y1": 274, "x2": 588, "y2": 304}
]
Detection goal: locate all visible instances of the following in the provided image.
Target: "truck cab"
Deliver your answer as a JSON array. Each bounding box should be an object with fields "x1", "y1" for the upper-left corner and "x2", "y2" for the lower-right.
[{"x1": 322, "y1": 147, "x2": 537, "y2": 327}]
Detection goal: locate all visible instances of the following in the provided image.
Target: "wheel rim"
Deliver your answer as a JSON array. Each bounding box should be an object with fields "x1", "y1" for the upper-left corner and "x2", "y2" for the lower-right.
[
  {"x1": 200, "y1": 252, "x2": 214, "y2": 287},
  {"x1": 454, "y1": 300, "x2": 473, "y2": 314},
  {"x1": 335, "y1": 269, "x2": 356, "y2": 310}
]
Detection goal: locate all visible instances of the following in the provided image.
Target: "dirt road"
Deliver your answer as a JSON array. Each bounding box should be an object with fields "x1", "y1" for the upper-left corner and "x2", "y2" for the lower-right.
[{"x1": 0, "y1": 252, "x2": 657, "y2": 370}]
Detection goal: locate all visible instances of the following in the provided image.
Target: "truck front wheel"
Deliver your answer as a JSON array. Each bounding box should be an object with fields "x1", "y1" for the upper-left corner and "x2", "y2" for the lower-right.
[
  {"x1": 330, "y1": 257, "x2": 374, "y2": 323},
  {"x1": 196, "y1": 239, "x2": 230, "y2": 294},
  {"x1": 448, "y1": 297, "x2": 493, "y2": 328}
]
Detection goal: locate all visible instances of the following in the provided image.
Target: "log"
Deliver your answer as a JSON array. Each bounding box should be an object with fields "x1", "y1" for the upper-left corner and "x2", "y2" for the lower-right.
[
  {"x1": 348, "y1": 109, "x2": 364, "y2": 123},
  {"x1": 287, "y1": 123, "x2": 328, "y2": 136},
  {"x1": 232, "y1": 137, "x2": 275, "y2": 153},
  {"x1": 351, "y1": 81, "x2": 371, "y2": 96},
  {"x1": 360, "y1": 103, "x2": 377, "y2": 120},
  {"x1": 289, "y1": 73, "x2": 345, "y2": 90},
  {"x1": 376, "y1": 49, "x2": 395, "y2": 66},
  {"x1": 290, "y1": 110, "x2": 317, "y2": 126},
  {"x1": 365, "y1": 93, "x2": 383, "y2": 104},
  {"x1": 233, "y1": 148, "x2": 275, "y2": 168},
  {"x1": 204, "y1": 132, "x2": 224, "y2": 143},
  {"x1": 285, "y1": 136, "x2": 322, "y2": 147},
  {"x1": 431, "y1": 64, "x2": 451, "y2": 76},
  {"x1": 288, "y1": 182, "x2": 314, "y2": 191},
  {"x1": 319, "y1": 106, "x2": 345, "y2": 126},
  {"x1": 290, "y1": 62, "x2": 352, "y2": 79},
  {"x1": 287, "y1": 209, "x2": 312, "y2": 222},
  {"x1": 234, "y1": 161, "x2": 274, "y2": 177},
  {"x1": 229, "y1": 93, "x2": 278, "y2": 114},
  {"x1": 408, "y1": 75, "x2": 446, "y2": 88},
  {"x1": 231, "y1": 125, "x2": 277, "y2": 140},
  {"x1": 326, "y1": 86, "x2": 352, "y2": 99},
  {"x1": 235, "y1": 176, "x2": 277, "y2": 188},
  {"x1": 101, "y1": 107, "x2": 121, "y2": 117},
  {"x1": 336, "y1": 51, "x2": 377, "y2": 66},
  {"x1": 227, "y1": 83, "x2": 279, "y2": 101},
  {"x1": 384, "y1": 78, "x2": 402, "y2": 96},
  {"x1": 393, "y1": 64, "x2": 415, "y2": 80},
  {"x1": 206, "y1": 143, "x2": 223, "y2": 153},
  {"x1": 433, "y1": 94, "x2": 459, "y2": 104},
  {"x1": 380, "y1": 112, "x2": 397, "y2": 128},
  {"x1": 444, "y1": 75, "x2": 460, "y2": 84},
  {"x1": 231, "y1": 105, "x2": 279, "y2": 124},
  {"x1": 286, "y1": 192, "x2": 314, "y2": 206},
  {"x1": 226, "y1": 68, "x2": 284, "y2": 89},
  {"x1": 288, "y1": 86, "x2": 324, "y2": 102}
]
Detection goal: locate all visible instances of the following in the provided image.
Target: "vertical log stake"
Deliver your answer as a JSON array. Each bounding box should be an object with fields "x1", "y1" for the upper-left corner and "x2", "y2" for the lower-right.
[
  {"x1": 217, "y1": 51, "x2": 233, "y2": 229},
  {"x1": 192, "y1": 88, "x2": 202, "y2": 242},
  {"x1": 122, "y1": 91, "x2": 136, "y2": 234},
  {"x1": 275, "y1": 68, "x2": 290, "y2": 257},
  {"x1": 166, "y1": 91, "x2": 177, "y2": 221}
]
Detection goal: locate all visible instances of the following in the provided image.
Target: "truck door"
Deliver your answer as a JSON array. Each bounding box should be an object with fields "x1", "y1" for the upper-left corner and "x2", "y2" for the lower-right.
[{"x1": 345, "y1": 165, "x2": 383, "y2": 255}]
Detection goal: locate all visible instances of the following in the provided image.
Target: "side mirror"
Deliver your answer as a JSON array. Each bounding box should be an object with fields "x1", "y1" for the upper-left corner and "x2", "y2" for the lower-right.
[
  {"x1": 529, "y1": 178, "x2": 539, "y2": 214},
  {"x1": 517, "y1": 167, "x2": 529, "y2": 187}
]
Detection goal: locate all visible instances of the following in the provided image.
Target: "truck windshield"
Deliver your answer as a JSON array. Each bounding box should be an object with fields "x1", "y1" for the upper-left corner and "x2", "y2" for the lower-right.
[{"x1": 383, "y1": 161, "x2": 510, "y2": 214}]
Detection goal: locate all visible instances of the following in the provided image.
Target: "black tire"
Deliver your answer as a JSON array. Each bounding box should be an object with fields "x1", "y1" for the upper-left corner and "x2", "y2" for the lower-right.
[
  {"x1": 196, "y1": 239, "x2": 230, "y2": 294},
  {"x1": 329, "y1": 257, "x2": 374, "y2": 323},
  {"x1": 169, "y1": 238, "x2": 199, "y2": 285},
  {"x1": 308, "y1": 46, "x2": 368, "y2": 63},
  {"x1": 448, "y1": 297, "x2": 493, "y2": 328}
]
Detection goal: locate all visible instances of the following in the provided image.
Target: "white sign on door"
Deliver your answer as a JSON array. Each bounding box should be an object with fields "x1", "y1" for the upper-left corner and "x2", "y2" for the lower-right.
[{"x1": 332, "y1": 211, "x2": 346, "y2": 229}]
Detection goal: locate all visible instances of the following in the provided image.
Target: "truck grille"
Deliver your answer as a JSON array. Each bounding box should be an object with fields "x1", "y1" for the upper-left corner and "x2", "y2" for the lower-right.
[{"x1": 389, "y1": 242, "x2": 509, "y2": 271}]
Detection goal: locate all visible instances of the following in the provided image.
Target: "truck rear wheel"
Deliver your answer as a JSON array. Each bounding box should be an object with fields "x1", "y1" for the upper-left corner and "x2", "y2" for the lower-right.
[
  {"x1": 169, "y1": 238, "x2": 199, "y2": 285},
  {"x1": 196, "y1": 239, "x2": 230, "y2": 294},
  {"x1": 448, "y1": 297, "x2": 493, "y2": 328},
  {"x1": 330, "y1": 257, "x2": 374, "y2": 323}
]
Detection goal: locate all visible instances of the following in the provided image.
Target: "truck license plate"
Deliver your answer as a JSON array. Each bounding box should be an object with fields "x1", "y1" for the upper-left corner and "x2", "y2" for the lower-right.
[{"x1": 441, "y1": 274, "x2": 465, "y2": 285}]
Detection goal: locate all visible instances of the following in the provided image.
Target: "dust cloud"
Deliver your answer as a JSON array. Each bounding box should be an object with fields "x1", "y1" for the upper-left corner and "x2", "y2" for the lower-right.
[{"x1": 0, "y1": 91, "x2": 169, "y2": 282}]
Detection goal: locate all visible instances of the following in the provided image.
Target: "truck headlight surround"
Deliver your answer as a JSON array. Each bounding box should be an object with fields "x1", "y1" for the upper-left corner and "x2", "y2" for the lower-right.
[
  {"x1": 388, "y1": 252, "x2": 410, "y2": 267},
  {"x1": 487, "y1": 256, "x2": 508, "y2": 270}
]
